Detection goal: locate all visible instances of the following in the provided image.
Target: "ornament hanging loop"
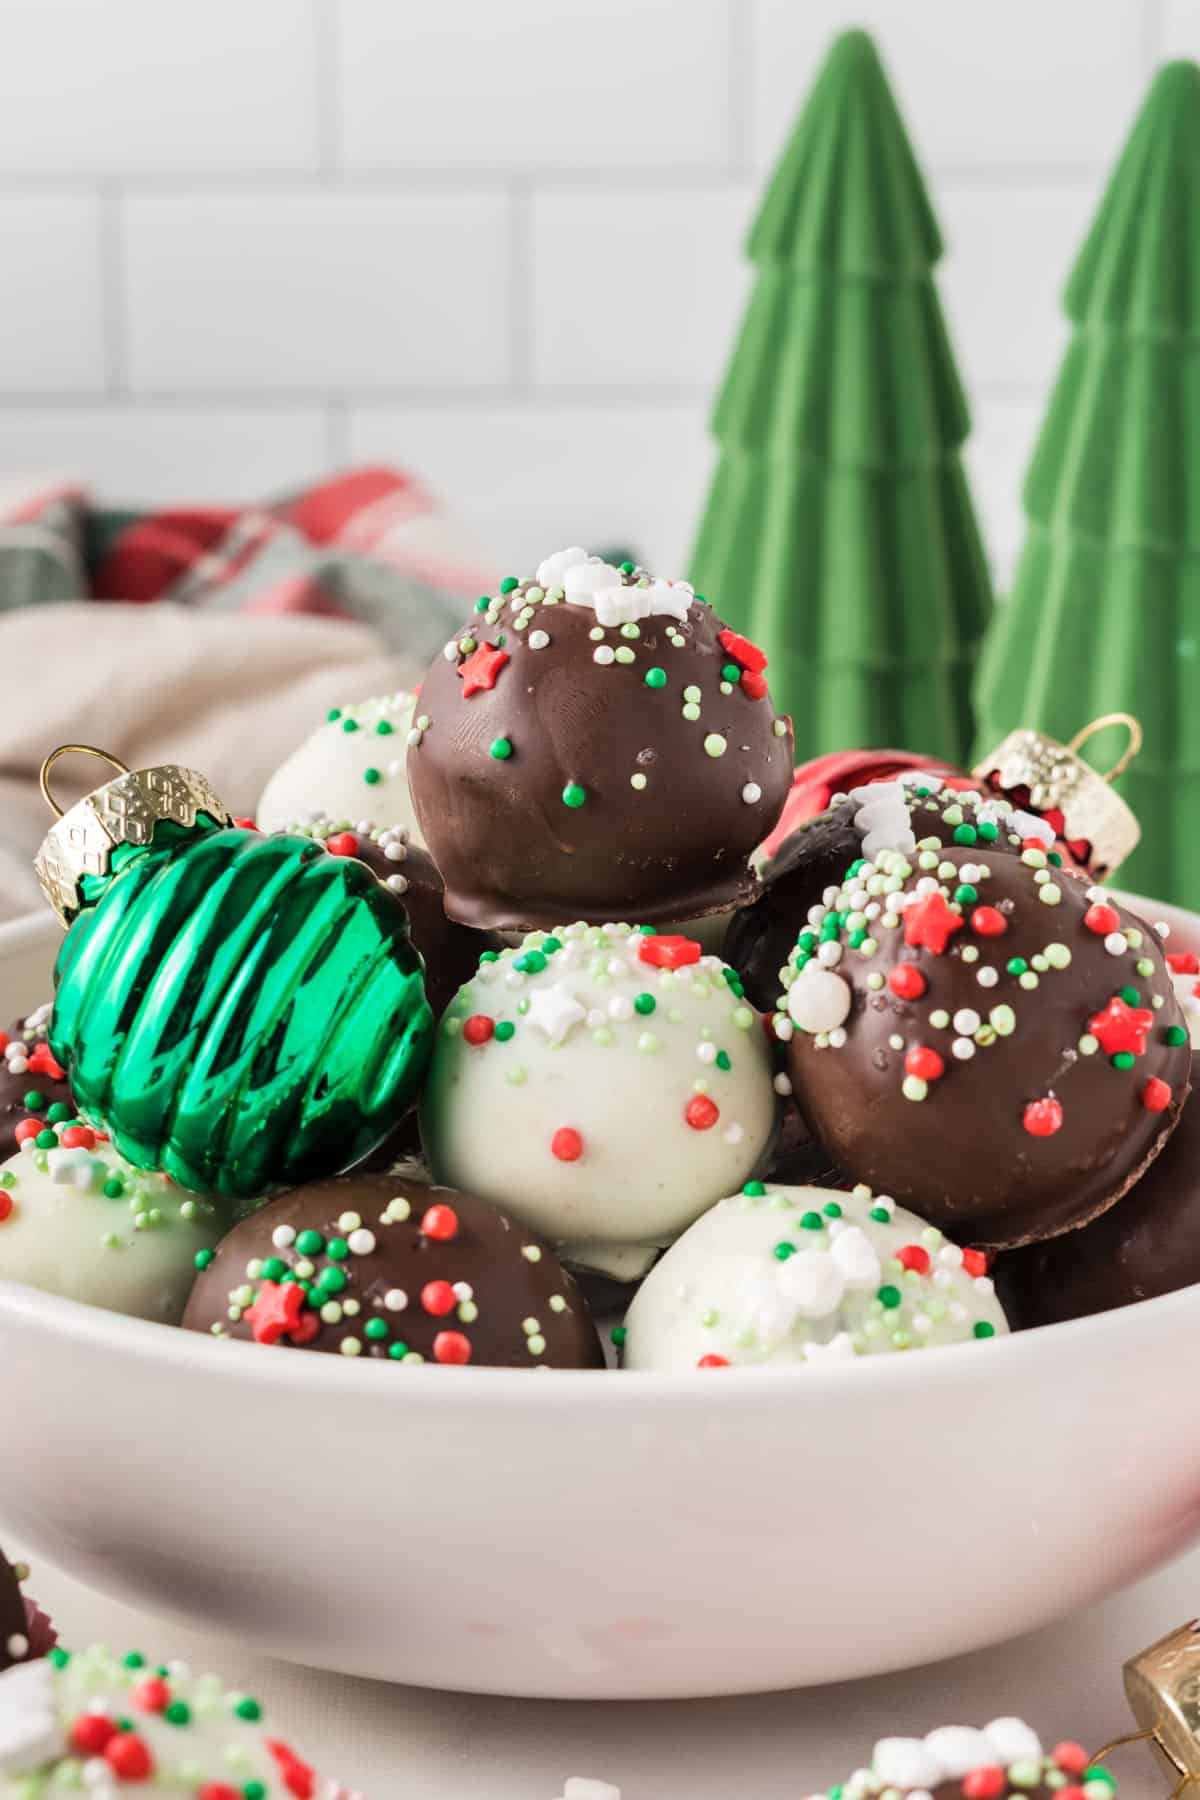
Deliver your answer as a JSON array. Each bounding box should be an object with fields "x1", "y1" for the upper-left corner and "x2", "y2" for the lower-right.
[
  {"x1": 1067, "y1": 713, "x2": 1143, "y2": 784},
  {"x1": 39, "y1": 745, "x2": 129, "y2": 820}
]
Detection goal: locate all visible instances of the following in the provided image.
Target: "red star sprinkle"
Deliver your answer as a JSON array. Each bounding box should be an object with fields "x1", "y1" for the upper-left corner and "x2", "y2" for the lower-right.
[
  {"x1": 199, "y1": 1788, "x2": 241, "y2": 1800},
  {"x1": 740, "y1": 669, "x2": 769, "y2": 701},
  {"x1": 1088, "y1": 995, "x2": 1154, "y2": 1057},
  {"x1": 433, "y1": 1330, "x2": 473, "y2": 1365},
  {"x1": 287, "y1": 1310, "x2": 321, "y2": 1347},
  {"x1": 1169, "y1": 952, "x2": 1200, "y2": 975},
  {"x1": 717, "y1": 628, "x2": 768, "y2": 674},
  {"x1": 888, "y1": 965, "x2": 926, "y2": 1000},
  {"x1": 903, "y1": 891, "x2": 964, "y2": 955},
  {"x1": 696, "y1": 1354, "x2": 731, "y2": 1368},
  {"x1": 233, "y1": 816, "x2": 259, "y2": 831},
  {"x1": 268, "y1": 1740, "x2": 317, "y2": 1800},
  {"x1": 1023, "y1": 1098, "x2": 1063, "y2": 1137},
  {"x1": 638, "y1": 934, "x2": 702, "y2": 969},
  {"x1": 551, "y1": 1126, "x2": 584, "y2": 1161},
  {"x1": 458, "y1": 641, "x2": 510, "y2": 697},
  {"x1": 1143, "y1": 1077, "x2": 1173, "y2": 1113},
  {"x1": 244, "y1": 1279, "x2": 307, "y2": 1346},
  {"x1": 685, "y1": 1094, "x2": 720, "y2": 1130},
  {"x1": 27, "y1": 1042, "x2": 64, "y2": 1082},
  {"x1": 325, "y1": 831, "x2": 360, "y2": 857},
  {"x1": 970, "y1": 905, "x2": 1007, "y2": 938},
  {"x1": 963, "y1": 1770, "x2": 1005, "y2": 1800}
]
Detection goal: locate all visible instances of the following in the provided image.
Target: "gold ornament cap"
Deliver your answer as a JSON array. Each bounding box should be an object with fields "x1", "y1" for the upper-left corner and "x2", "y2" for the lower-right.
[
  {"x1": 1091, "y1": 1620, "x2": 1200, "y2": 1796},
  {"x1": 973, "y1": 715, "x2": 1143, "y2": 882},
  {"x1": 34, "y1": 745, "x2": 234, "y2": 927}
]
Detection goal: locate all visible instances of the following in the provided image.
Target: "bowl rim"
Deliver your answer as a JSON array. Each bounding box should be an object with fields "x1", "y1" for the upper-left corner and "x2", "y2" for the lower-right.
[{"x1": 1, "y1": 882, "x2": 1194, "y2": 1408}]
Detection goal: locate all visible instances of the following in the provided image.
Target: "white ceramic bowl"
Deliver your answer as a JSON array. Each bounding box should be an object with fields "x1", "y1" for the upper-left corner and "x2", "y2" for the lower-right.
[{"x1": 2, "y1": 903, "x2": 1199, "y2": 1701}]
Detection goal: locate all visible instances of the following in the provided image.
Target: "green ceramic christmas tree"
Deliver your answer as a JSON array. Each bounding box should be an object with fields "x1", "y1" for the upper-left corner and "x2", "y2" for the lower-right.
[
  {"x1": 690, "y1": 29, "x2": 992, "y2": 762},
  {"x1": 975, "y1": 61, "x2": 1200, "y2": 904}
]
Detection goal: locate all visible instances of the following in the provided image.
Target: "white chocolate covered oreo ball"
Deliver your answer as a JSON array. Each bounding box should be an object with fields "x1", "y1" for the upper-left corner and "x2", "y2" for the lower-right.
[
  {"x1": 257, "y1": 690, "x2": 423, "y2": 841},
  {"x1": 0, "y1": 1644, "x2": 362, "y2": 1795},
  {"x1": 0, "y1": 1120, "x2": 221, "y2": 1323},
  {"x1": 622, "y1": 1182, "x2": 1008, "y2": 1370},
  {"x1": 421, "y1": 924, "x2": 777, "y2": 1249}
]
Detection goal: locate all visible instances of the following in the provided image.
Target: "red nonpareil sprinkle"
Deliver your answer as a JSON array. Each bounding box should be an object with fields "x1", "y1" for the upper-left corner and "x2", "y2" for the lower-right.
[
  {"x1": 961, "y1": 1248, "x2": 988, "y2": 1278},
  {"x1": 685, "y1": 1094, "x2": 720, "y2": 1130},
  {"x1": 1143, "y1": 1077, "x2": 1173, "y2": 1113},
  {"x1": 421, "y1": 1279, "x2": 457, "y2": 1317},
  {"x1": 970, "y1": 905, "x2": 1007, "y2": 938},
  {"x1": 198, "y1": 1788, "x2": 241, "y2": 1800},
  {"x1": 433, "y1": 1330, "x2": 472, "y2": 1365},
  {"x1": 131, "y1": 1675, "x2": 170, "y2": 1712},
  {"x1": 27, "y1": 1043, "x2": 64, "y2": 1081},
  {"x1": 105, "y1": 1733, "x2": 155, "y2": 1779},
  {"x1": 903, "y1": 891, "x2": 963, "y2": 955},
  {"x1": 551, "y1": 1126, "x2": 584, "y2": 1162},
  {"x1": 888, "y1": 965, "x2": 926, "y2": 1000},
  {"x1": 896, "y1": 1244, "x2": 930, "y2": 1274},
  {"x1": 740, "y1": 669, "x2": 768, "y2": 702},
  {"x1": 421, "y1": 1203, "x2": 459, "y2": 1241},
  {"x1": 0, "y1": 1032, "x2": 7, "y2": 1055},
  {"x1": 461, "y1": 1015, "x2": 495, "y2": 1046},
  {"x1": 903, "y1": 1046, "x2": 944, "y2": 1082},
  {"x1": 1088, "y1": 995, "x2": 1154, "y2": 1057},
  {"x1": 638, "y1": 934, "x2": 702, "y2": 970},
  {"x1": 1023, "y1": 1097, "x2": 1063, "y2": 1137},
  {"x1": 0, "y1": 1193, "x2": 12, "y2": 1224},
  {"x1": 962, "y1": 1769, "x2": 1005, "y2": 1800},
  {"x1": 13, "y1": 1118, "x2": 43, "y2": 1147},
  {"x1": 70, "y1": 1714, "x2": 118, "y2": 1754},
  {"x1": 287, "y1": 1310, "x2": 321, "y2": 1347},
  {"x1": 696, "y1": 1354, "x2": 731, "y2": 1368},
  {"x1": 58, "y1": 1124, "x2": 96, "y2": 1151},
  {"x1": 717, "y1": 628, "x2": 768, "y2": 673},
  {"x1": 233, "y1": 817, "x2": 259, "y2": 831},
  {"x1": 1168, "y1": 952, "x2": 1200, "y2": 975},
  {"x1": 325, "y1": 831, "x2": 360, "y2": 858},
  {"x1": 268, "y1": 1739, "x2": 317, "y2": 1800},
  {"x1": 1053, "y1": 1745, "x2": 1090, "y2": 1777},
  {"x1": 457, "y1": 641, "x2": 510, "y2": 697},
  {"x1": 244, "y1": 1280, "x2": 307, "y2": 1346},
  {"x1": 1085, "y1": 902, "x2": 1121, "y2": 936},
  {"x1": 1056, "y1": 1788, "x2": 1087, "y2": 1800}
]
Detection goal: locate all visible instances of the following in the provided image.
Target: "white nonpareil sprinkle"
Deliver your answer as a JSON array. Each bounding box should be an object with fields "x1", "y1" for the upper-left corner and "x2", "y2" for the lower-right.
[
  {"x1": 271, "y1": 1225, "x2": 297, "y2": 1249},
  {"x1": 347, "y1": 1229, "x2": 376, "y2": 1256}
]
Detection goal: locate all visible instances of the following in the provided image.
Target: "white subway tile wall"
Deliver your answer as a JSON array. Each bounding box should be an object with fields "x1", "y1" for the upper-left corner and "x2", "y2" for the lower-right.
[{"x1": 0, "y1": 0, "x2": 1183, "y2": 583}]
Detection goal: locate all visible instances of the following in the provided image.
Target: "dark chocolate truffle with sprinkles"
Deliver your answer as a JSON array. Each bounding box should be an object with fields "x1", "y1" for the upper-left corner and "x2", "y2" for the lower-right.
[
  {"x1": 997, "y1": 1077, "x2": 1200, "y2": 1328},
  {"x1": 182, "y1": 1170, "x2": 605, "y2": 1368},
  {"x1": 0, "y1": 1005, "x2": 74, "y2": 1160},
  {"x1": 0, "y1": 1546, "x2": 32, "y2": 1673},
  {"x1": 406, "y1": 548, "x2": 794, "y2": 930},
  {"x1": 780, "y1": 845, "x2": 1191, "y2": 1248},
  {"x1": 728, "y1": 775, "x2": 1064, "y2": 1011},
  {"x1": 810, "y1": 1717, "x2": 1108, "y2": 1800}
]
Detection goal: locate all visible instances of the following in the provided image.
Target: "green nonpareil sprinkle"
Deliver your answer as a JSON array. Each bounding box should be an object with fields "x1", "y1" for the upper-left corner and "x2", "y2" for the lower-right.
[
  {"x1": 494, "y1": 1020, "x2": 515, "y2": 1041},
  {"x1": 743, "y1": 1180, "x2": 765, "y2": 1197},
  {"x1": 773, "y1": 1241, "x2": 796, "y2": 1260},
  {"x1": 489, "y1": 737, "x2": 513, "y2": 760},
  {"x1": 611, "y1": 1325, "x2": 627, "y2": 1347},
  {"x1": 363, "y1": 767, "x2": 382, "y2": 785},
  {"x1": 877, "y1": 1285, "x2": 902, "y2": 1309},
  {"x1": 562, "y1": 782, "x2": 587, "y2": 808}
]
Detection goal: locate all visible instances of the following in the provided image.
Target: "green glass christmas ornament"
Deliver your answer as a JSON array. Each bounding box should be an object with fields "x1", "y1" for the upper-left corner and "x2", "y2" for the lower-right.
[{"x1": 33, "y1": 746, "x2": 434, "y2": 1202}]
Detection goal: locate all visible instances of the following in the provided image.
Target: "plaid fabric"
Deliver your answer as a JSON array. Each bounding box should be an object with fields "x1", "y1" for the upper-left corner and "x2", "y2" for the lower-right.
[{"x1": 0, "y1": 465, "x2": 486, "y2": 666}]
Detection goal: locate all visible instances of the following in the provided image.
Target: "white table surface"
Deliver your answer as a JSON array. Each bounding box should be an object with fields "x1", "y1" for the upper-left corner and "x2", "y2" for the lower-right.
[{"x1": 14, "y1": 1543, "x2": 1187, "y2": 1799}]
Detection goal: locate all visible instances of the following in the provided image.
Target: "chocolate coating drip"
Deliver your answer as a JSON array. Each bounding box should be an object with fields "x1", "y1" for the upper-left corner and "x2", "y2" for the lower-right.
[{"x1": 407, "y1": 566, "x2": 793, "y2": 930}]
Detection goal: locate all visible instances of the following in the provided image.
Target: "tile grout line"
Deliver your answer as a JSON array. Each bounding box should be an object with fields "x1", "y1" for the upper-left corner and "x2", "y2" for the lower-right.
[
  {"x1": 312, "y1": 0, "x2": 342, "y2": 174},
  {"x1": 727, "y1": 0, "x2": 751, "y2": 177},
  {"x1": 98, "y1": 182, "x2": 128, "y2": 397},
  {"x1": 507, "y1": 175, "x2": 535, "y2": 397}
]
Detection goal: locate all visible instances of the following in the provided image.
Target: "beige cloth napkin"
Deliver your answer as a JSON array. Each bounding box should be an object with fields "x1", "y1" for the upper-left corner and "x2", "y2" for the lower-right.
[{"x1": 0, "y1": 602, "x2": 420, "y2": 924}]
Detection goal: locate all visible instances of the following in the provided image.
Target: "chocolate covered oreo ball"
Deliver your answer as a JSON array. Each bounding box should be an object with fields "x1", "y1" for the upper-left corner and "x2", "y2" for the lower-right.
[
  {"x1": 287, "y1": 816, "x2": 502, "y2": 1019},
  {"x1": 257, "y1": 688, "x2": 423, "y2": 842},
  {"x1": 0, "y1": 1550, "x2": 31, "y2": 1676},
  {"x1": 782, "y1": 849, "x2": 1191, "y2": 1247},
  {"x1": 810, "y1": 1720, "x2": 1100, "y2": 1800},
  {"x1": 183, "y1": 1170, "x2": 604, "y2": 1368},
  {"x1": 729, "y1": 777, "x2": 1057, "y2": 1011},
  {"x1": 407, "y1": 548, "x2": 794, "y2": 930},
  {"x1": 623, "y1": 1182, "x2": 1006, "y2": 1371},
  {"x1": 421, "y1": 923, "x2": 777, "y2": 1256},
  {"x1": 0, "y1": 1006, "x2": 73, "y2": 1160}
]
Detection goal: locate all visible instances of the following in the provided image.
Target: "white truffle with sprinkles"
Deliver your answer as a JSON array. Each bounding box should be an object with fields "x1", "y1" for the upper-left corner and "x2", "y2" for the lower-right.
[
  {"x1": 0, "y1": 1120, "x2": 221, "y2": 1323},
  {"x1": 0, "y1": 1642, "x2": 363, "y2": 1795},
  {"x1": 622, "y1": 1182, "x2": 1008, "y2": 1370},
  {"x1": 256, "y1": 690, "x2": 423, "y2": 841},
  {"x1": 421, "y1": 924, "x2": 778, "y2": 1250}
]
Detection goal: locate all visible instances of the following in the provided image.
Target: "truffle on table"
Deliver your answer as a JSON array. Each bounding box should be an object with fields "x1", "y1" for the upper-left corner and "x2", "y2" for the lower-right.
[
  {"x1": 256, "y1": 688, "x2": 424, "y2": 843},
  {"x1": 406, "y1": 548, "x2": 794, "y2": 931},
  {"x1": 0, "y1": 1007, "x2": 74, "y2": 1161},
  {"x1": 807, "y1": 1721, "x2": 1106, "y2": 1800},
  {"x1": 782, "y1": 847, "x2": 1191, "y2": 1248},
  {"x1": 183, "y1": 1170, "x2": 604, "y2": 1369}
]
